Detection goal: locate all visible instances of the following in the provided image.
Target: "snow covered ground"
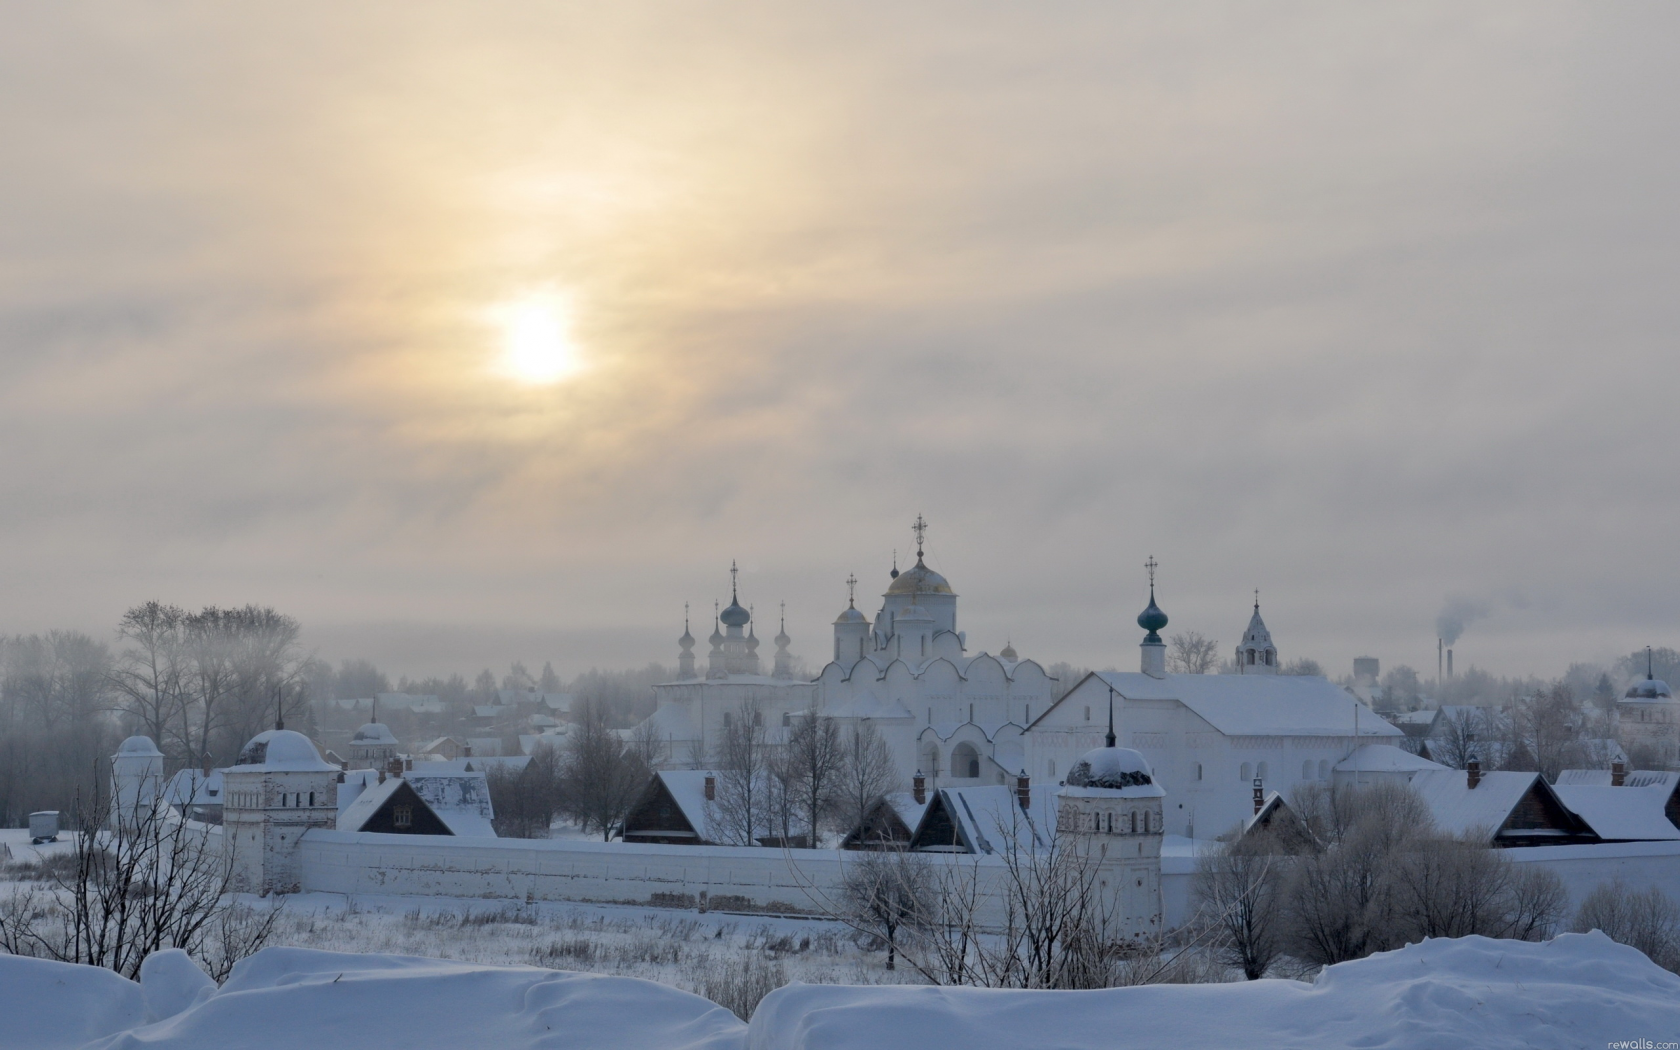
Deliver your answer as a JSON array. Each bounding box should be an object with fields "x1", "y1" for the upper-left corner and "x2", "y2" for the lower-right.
[{"x1": 3, "y1": 932, "x2": 1677, "y2": 1049}]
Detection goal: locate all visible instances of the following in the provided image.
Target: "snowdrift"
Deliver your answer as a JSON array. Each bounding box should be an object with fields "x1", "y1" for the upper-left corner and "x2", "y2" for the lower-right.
[
  {"x1": 4, "y1": 933, "x2": 1677, "y2": 1050},
  {"x1": 3, "y1": 947, "x2": 744, "y2": 1050},
  {"x1": 749, "y1": 933, "x2": 1680, "y2": 1050}
]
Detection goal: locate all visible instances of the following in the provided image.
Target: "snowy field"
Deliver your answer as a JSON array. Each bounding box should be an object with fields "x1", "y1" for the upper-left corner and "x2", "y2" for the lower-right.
[{"x1": 4, "y1": 932, "x2": 1678, "y2": 1050}]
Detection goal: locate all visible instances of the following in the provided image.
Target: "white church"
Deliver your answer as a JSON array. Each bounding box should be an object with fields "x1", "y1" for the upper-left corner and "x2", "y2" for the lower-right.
[{"x1": 634, "y1": 518, "x2": 1397, "y2": 842}]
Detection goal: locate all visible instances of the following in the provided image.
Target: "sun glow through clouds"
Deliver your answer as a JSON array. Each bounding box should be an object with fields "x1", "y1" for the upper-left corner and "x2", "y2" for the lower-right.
[{"x1": 491, "y1": 291, "x2": 583, "y2": 385}]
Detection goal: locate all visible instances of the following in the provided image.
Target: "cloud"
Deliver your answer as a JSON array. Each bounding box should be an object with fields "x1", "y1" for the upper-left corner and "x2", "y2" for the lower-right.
[{"x1": 1, "y1": 3, "x2": 1678, "y2": 678}]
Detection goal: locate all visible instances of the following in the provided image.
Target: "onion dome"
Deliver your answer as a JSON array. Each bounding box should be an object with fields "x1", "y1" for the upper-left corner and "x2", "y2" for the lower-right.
[
  {"x1": 746, "y1": 623, "x2": 761, "y2": 653},
  {"x1": 999, "y1": 641, "x2": 1018, "y2": 662},
  {"x1": 1065, "y1": 746, "x2": 1155, "y2": 790},
  {"x1": 886, "y1": 558, "x2": 953, "y2": 596},
  {"x1": 679, "y1": 624, "x2": 695, "y2": 652},
  {"x1": 1137, "y1": 591, "x2": 1168, "y2": 640},
  {"x1": 720, "y1": 599, "x2": 751, "y2": 628},
  {"x1": 117, "y1": 735, "x2": 163, "y2": 757},
  {"x1": 834, "y1": 606, "x2": 868, "y2": 625},
  {"x1": 232, "y1": 729, "x2": 336, "y2": 772}
]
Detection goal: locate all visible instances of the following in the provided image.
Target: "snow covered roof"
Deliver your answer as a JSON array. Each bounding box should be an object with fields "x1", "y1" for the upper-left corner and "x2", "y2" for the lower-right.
[
  {"x1": 162, "y1": 768, "x2": 223, "y2": 807},
  {"x1": 228, "y1": 730, "x2": 337, "y2": 773},
  {"x1": 404, "y1": 768, "x2": 496, "y2": 837},
  {"x1": 351, "y1": 722, "x2": 398, "y2": 745},
  {"x1": 336, "y1": 777, "x2": 406, "y2": 832},
  {"x1": 825, "y1": 690, "x2": 916, "y2": 720},
  {"x1": 1557, "y1": 769, "x2": 1679, "y2": 789},
  {"x1": 1552, "y1": 783, "x2": 1680, "y2": 842},
  {"x1": 1060, "y1": 746, "x2": 1163, "y2": 798},
  {"x1": 116, "y1": 735, "x2": 163, "y2": 757},
  {"x1": 1334, "y1": 744, "x2": 1446, "y2": 774},
  {"x1": 1060, "y1": 672, "x2": 1401, "y2": 739},
  {"x1": 912, "y1": 786, "x2": 1053, "y2": 855},
  {"x1": 1407, "y1": 768, "x2": 1588, "y2": 842}
]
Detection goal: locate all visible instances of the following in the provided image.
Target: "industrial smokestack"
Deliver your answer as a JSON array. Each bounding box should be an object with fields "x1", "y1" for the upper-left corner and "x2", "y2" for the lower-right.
[
  {"x1": 1447, "y1": 649, "x2": 1454, "y2": 679},
  {"x1": 1437, "y1": 637, "x2": 1444, "y2": 690}
]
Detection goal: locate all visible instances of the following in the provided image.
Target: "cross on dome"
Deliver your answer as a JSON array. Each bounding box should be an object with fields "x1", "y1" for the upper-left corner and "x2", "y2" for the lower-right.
[{"x1": 912, "y1": 513, "x2": 928, "y2": 558}]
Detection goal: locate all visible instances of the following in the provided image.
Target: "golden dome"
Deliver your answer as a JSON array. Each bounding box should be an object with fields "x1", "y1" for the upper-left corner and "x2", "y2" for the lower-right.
[{"x1": 885, "y1": 558, "x2": 953, "y2": 596}]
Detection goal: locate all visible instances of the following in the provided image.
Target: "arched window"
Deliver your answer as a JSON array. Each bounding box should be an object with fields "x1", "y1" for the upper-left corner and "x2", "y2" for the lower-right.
[
  {"x1": 1240, "y1": 762, "x2": 1252, "y2": 782},
  {"x1": 1302, "y1": 760, "x2": 1313, "y2": 780},
  {"x1": 1318, "y1": 760, "x2": 1329, "y2": 780},
  {"x1": 1247, "y1": 649, "x2": 1256, "y2": 665},
  {"x1": 1130, "y1": 810, "x2": 1137, "y2": 834},
  {"x1": 1106, "y1": 813, "x2": 1113, "y2": 833},
  {"x1": 1265, "y1": 651, "x2": 1274, "y2": 666},
  {"x1": 1257, "y1": 761, "x2": 1268, "y2": 783},
  {"x1": 951, "y1": 742, "x2": 981, "y2": 779}
]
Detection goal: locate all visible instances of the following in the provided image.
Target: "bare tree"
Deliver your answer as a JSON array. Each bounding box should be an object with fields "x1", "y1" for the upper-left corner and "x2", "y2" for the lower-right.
[
  {"x1": 1193, "y1": 837, "x2": 1284, "y2": 979},
  {"x1": 831, "y1": 721, "x2": 900, "y2": 839},
  {"x1": 112, "y1": 603, "x2": 189, "y2": 749},
  {"x1": 710, "y1": 700, "x2": 770, "y2": 845},
  {"x1": 1573, "y1": 880, "x2": 1680, "y2": 973},
  {"x1": 561, "y1": 702, "x2": 650, "y2": 840},
  {"x1": 0, "y1": 793, "x2": 275, "y2": 980},
  {"x1": 1168, "y1": 632, "x2": 1220, "y2": 675},
  {"x1": 781, "y1": 714, "x2": 843, "y2": 847},
  {"x1": 838, "y1": 848, "x2": 934, "y2": 971}
]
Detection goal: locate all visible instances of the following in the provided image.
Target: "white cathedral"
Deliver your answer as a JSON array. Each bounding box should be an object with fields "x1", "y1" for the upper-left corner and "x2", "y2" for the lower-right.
[{"x1": 633, "y1": 517, "x2": 1396, "y2": 841}]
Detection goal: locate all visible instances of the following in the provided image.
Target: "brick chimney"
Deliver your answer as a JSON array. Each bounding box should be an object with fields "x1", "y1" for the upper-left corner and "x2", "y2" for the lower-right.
[
  {"x1": 1612, "y1": 759, "x2": 1626, "y2": 787},
  {"x1": 387, "y1": 757, "x2": 404, "y2": 780},
  {"x1": 1015, "y1": 771, "x2": 1030, "y2": 811},
  {"x1": 1467, "y1": 755, "x2": 1482, "y2": 790},
  {"x1": 704, "y1": 774, "x2": 715, "y2": 801},
  {"x1": 912, "y1": 771, "x2": 926, "y2": 805},
  {"x1": 1252, "y1": 777, "x2": 1264, "y2": 815}
]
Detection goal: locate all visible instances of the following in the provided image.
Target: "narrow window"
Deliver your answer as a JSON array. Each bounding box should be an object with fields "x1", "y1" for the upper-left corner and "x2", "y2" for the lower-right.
[
  {"x1": 1048, "y1": 759, "x2": 1056, "y2": 777},
  {"x1": 1257, "y1": 761, "x2": 1268, "y2": 782},
  {"x1": 1084, "y1": 706, "x2": 1091, "y2": 722},
  {"x1": 1240, "y1": 762, "x2": 1252, "y2": 782},
  {"x1": 1196, "y1": 763, "x2": 1203, "y2": 781},
  {"x1": 309, "y1": 791, "x2": 315, "y2": 807},
  {"x1": 1130, "y1": 811, "x2": 1137, "y2": 834}
]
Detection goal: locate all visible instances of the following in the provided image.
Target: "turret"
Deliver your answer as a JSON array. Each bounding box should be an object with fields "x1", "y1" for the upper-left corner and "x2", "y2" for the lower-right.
[
  {"x1": 1056, "y1": 742, "x2": 1165, "y2": 942},
  {"x1": 1236, "y1": 592, "x2": 1278, "y2": 674},
  {"x1": 773, "y1": 603, "x2": 793, "y2": 680},
  {"x1": 677, "y1": 604, "x2": 697, "y2": 680},
  {"x1": 833, "y1": 574, "x2": 870, "y2": 665},
  {"x1": 110, "y1": 735, "x2": 164, "y2": 832},
  {"x1": 1138, "y1": 557, "x2": 1168, "y2": 677}
]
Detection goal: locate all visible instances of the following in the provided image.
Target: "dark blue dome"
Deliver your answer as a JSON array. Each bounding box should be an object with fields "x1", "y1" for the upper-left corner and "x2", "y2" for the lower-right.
[
  {"x1": 1137, "y1": 591, "x2": 1168, "y2": 638},
  {"x1": 720, "y1": 600, "x2": 751, "y2": 628}
]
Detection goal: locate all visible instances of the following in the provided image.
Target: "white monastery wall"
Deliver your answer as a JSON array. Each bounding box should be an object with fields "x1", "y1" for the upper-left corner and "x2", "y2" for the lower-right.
[{"x1": 1504, "y1": 840, "x2": 1680, "y2": 911}]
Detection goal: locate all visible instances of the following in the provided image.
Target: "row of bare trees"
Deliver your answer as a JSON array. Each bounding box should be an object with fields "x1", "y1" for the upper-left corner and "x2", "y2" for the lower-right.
[
  {"x1": 0, "y1": 632, "x2": 120, "y2": 826},
  {"x1": 707, "y1": 701, "x2": 899, "y2": 848},
  {"x1": 111, "y1": 602, "x2": 310, "y2": 770},
  {"x1": 485, "y1": 701, "x2": 668, "y2": 839},
  {"x1": 1417, "y1": 685, "x2": 1623, "y2": 780}
]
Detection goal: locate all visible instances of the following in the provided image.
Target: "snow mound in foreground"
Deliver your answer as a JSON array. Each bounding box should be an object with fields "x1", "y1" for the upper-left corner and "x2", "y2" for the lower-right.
[
  {"x1": 749, "y1": 933, "x2": 1680, "y2": 1050},
  {"x1": 0, "y1": 954, "x2": 143, "y2": 1050},
  {"x1": 2, "y1": 946, "x2": 745, "y2": 1050}
]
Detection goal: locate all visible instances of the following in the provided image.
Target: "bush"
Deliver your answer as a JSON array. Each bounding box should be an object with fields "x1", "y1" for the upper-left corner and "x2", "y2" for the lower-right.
[{"x1": 1573, "y1": 881, "x2": 1680, "y2": 973}]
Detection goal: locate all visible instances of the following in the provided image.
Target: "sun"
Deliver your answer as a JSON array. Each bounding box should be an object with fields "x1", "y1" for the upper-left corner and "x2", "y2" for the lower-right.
[{"x1": 490, "y1": 291, "x2": 583, "y2": 385}]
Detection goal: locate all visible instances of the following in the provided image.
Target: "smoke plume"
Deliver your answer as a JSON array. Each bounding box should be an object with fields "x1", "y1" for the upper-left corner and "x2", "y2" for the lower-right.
[{"x1": 1435, "y1": 597, "x2": 1490, "y2": 647}]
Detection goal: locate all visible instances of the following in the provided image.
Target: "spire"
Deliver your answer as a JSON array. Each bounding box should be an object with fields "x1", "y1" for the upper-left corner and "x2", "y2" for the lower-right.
[
  {"x1": 773, "y1": 600, "x2": 793, "y2": 679},
  {"x1": 274, "y1": 686, "x2": 284, "y2": 732},
  {"x1": 1138, "y1": 556, "x2": 1168, "y2": 676},
  {"x1": 731, "y1": 560, "x2": 739, "y2": 604},
  {"x1": 1105, "y1": 683, "x2": 1117, "y2": 749},
  {"x1": 890, "y1": 550, "x2": 898, "y2": 579},
  {"x1": 1649, "y1": 645, "x2": 1655, "y2": 681},
  {"x1": 846, "y1": 573, "x2": 857, "y2": 608},
  {"x1": 912, "y1": 513, "x2": 928, "y2": 560}
]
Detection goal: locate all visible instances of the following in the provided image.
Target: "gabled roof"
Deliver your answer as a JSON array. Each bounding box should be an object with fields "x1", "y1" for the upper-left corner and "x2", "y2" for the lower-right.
[
  {"x1": 1407, "y1": 769, "x2": 1593, "y2": 844},
  {"x1": 1557, "y1": 769, "x2": 1679, "y2": 789},
  {"x1": 840, "y1": 792, "x2": 928, "y2": 850},
  {"x1": 337, "y1": 777, "x2": 454, "y2": 836},
  {"x1": 1552, "y1": 782, "x2": 1680, "y2": 842},
  {"x1": 622, "y1": 770, "x2": 718, "y2": 843},
  {"x1": 1041, "y1": 672, "x2": 1400, "y2": 739},
  {"x1": 1243, "y1": 791, "x2": 1289, "y2": 837},
  {"x1": 909, "y1": 786, "x2": 1052, "y2": 855}
]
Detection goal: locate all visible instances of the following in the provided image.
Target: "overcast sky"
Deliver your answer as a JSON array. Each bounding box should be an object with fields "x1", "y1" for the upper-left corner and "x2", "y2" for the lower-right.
[{"x1": 2, "y1": 4, "x2": 1677, "y2": 683}]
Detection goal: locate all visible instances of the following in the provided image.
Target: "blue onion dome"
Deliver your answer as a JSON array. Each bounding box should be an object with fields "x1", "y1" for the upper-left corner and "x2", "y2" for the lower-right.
[
  {"x1": 709, "y1": 619, "x2": 724, "y2": 646},
  {"x1": 746, "y1": 623, "x2": 760, "y2": 652},
  {"x1": 720, "y1": 599, "x2": 751, "y2": 628},
  {"x1": 679, "y1": 625, "x2": 695, "y2": 651},
  {"x1": 1137, "y1": 590, "x2": 1168, "y2": 640}
]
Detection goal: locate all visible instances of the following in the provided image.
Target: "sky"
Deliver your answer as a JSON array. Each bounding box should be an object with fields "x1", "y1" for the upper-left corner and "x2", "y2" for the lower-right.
[{"x1": 2, "y1": 3, "x2": 1678, "y2": 683}]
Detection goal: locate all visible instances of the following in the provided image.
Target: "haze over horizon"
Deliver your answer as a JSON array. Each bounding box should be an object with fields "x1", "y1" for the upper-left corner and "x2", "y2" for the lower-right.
[{"x1": 4, "y1": 4, "x2": 1678, "y2": 683}]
